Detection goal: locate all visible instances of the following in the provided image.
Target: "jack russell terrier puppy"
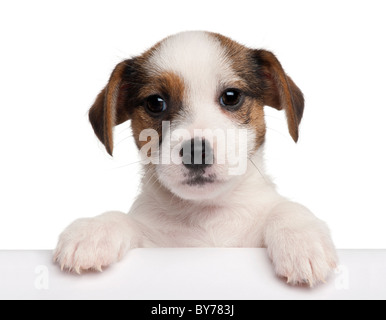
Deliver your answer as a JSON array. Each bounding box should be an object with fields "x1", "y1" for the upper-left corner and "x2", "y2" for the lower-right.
[{"x1": 54, "y1": 31, "x2": 337, "y2": 286}]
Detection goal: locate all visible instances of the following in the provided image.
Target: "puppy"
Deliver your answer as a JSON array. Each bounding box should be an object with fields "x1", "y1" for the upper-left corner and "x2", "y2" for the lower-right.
[{"x1": 54, "y1": 31, "x2": 337, "y2": 286}]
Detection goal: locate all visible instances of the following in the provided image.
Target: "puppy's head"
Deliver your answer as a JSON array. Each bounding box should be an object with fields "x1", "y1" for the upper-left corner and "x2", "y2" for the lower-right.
[{"x1": 89, "y1": 31, "x2": 304, "y2": 200}]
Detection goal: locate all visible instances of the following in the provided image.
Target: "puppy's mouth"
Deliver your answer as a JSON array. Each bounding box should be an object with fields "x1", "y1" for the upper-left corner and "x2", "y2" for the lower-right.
[{"x1": 183, "y1": 173, "x2": 216, "y2": 186}]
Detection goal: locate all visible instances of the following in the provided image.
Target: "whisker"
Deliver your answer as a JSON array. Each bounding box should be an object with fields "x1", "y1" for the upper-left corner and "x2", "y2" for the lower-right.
[
  {"x1": 141, "y1": 170, "x2": 163, "y2": 193},
  {"x1": 116, "y1": 125, "x2": 133, "y2": 133},
  {"x1": 115, "y1": 134, "x2": 134, "y2": 147},
  {"x1": 264, "y1": 114, "x2": 286, "y2": 121},
  {"x1": 113, "y1": 159, "x2": 146, "y2": 170},
  {"x1": 248, "y1": 158, "x2": 269, "y2": 184},
  {"x1": 266, "y1": 126, "x2": 288, "y2": 138}
]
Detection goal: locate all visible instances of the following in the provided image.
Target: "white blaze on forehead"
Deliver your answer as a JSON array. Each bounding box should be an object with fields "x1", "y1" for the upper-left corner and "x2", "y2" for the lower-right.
[{"x1": 147, "y1": 31, "x2": 239, "y2": 107}]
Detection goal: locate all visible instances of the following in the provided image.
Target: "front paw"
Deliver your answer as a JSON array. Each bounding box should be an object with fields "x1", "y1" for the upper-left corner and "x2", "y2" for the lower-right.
[
  {"x1": 267, "y1": 232, "x2": 337, "y2": 286},
  {"x1": 53, "y1": 212, "x2": 131, "y2": 273},
  {"x1": 265, "y1": 203, "x2": 338, "y2": 286}
]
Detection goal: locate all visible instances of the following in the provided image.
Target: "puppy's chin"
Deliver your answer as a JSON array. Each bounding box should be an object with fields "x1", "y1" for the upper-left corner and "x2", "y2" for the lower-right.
[
  {"x1": 155, "y1": 169, "x2": 234, "y2": 201},
  {"x1": 170, "y1": 180, "x2": 231, "y2": 201}
]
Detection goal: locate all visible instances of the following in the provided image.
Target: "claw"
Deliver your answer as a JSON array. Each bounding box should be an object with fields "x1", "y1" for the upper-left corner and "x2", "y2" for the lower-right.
[{"x1": 74, "y1": 266, "x2": 81, "y2": 275}]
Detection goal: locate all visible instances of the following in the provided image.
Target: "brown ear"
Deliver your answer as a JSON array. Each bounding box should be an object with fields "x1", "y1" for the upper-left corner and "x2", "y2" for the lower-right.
[
  {"x1": 254, "y1": 50, "x2": 304, "y2": 142},
  {"x1": 88, "y1": 60, "x2": 132, "y2": 155}
]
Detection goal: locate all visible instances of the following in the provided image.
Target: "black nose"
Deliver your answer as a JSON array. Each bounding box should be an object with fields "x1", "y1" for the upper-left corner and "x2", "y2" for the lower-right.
[{"x1": 180, "y1": 138, "x2": 214, "y2": 170}]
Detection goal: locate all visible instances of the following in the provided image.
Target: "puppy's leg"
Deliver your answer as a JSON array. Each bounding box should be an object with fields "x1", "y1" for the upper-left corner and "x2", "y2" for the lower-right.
[
  {"x1": 53, "y1": 211, "x2": 139, "y2": 273},
  {"x1": 264, "y1": 202, "x2": 338, "y2": 286}
]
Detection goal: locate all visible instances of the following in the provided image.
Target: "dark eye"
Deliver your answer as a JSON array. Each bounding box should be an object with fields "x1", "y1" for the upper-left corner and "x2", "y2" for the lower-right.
[
  {"x1": 219, "y1": 89, "x2": 243, "y2": 109},
  {"x1": 145, "y1": 95, "x2": 167, "y2": 115}
]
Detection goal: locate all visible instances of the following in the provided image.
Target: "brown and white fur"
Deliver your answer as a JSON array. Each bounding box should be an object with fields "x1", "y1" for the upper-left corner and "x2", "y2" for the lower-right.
[{"x1": 54, "y1": 31, "x2": 337, "y2": 286}]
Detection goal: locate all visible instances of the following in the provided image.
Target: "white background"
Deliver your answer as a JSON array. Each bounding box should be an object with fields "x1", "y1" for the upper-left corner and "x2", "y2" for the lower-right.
[{"x1": 0, "y1": 0, "x2": 385, "y2": 249}]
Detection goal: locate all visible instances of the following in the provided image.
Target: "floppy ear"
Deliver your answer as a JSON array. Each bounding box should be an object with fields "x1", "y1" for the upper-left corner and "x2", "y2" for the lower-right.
[
  {"x1": 254, "y1": 50, "x2": 304, "y2": 142},
  {"x1": 88, "y1": 60, "x2": 132, "y2": 155}
]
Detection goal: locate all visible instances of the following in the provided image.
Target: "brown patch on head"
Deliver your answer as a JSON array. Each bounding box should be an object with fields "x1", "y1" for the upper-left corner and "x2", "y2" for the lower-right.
[
  {"x1": 88, "y1": 39, "x2": 185, "y2": 155},
  {"x1": 136, "y1": 71, "x2": 185, "y2": 103},
  {"x1": 211, "y1": 33, "x2": 264, "y2": 95},
  {"x1": 217, "y1": 94, "x2": 266, "y2": 151},
  {"x1": 210, "y1": 33, "x2": 267, "y2": 149},
  {"x1": 243, "y1": 99, "x2": 266, "y2": 149},
  {"x1": 131, "y1": 71, "x2": 185, "y2": 149},
  {"x1": 210, "y1": 32, "x2": 304, "y2": 144},
  {"x1": 88, "y1": 38, "x2": 166, "y2": 155}
]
